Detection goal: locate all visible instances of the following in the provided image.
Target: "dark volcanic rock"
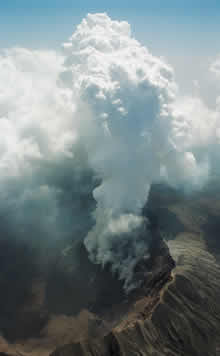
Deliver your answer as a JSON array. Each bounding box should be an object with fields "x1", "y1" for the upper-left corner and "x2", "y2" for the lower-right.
[
  {"x1": 0, "y1": 238, "x2": 41, "y2": 341},
  {"x1": 45, "y1": 242, "x2": 126, "y2": 316},
  {"x1": 2, "y1": 182, "x2": 220, "y2": 356},
  {"x1": 51, "y1": 233, "x2": 220, "y2": 356},
  {"x1": 50, "y1": 183, "x2": 220, "y2": 356}
]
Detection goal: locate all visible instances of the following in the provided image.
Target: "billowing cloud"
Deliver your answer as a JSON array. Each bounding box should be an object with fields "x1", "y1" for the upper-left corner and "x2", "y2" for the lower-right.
[
  {"x1": 210, "y1": 56, "x2": 220, "y2": 78},
  {"x1": 0, "y1": 13, "x2": 220, "y2": 290},
  {"x1": 61, "y1": 13, "x2": 214, "y2": 288},
  {"x1": 0, "y1": 47, "x2": 95, "y2": 247}
]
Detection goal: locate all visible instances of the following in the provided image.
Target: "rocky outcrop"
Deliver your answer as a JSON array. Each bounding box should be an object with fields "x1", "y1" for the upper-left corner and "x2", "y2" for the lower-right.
[
  {"x1": 50, "y1": 183, "x2": 220, "y2": 356},
  {"x1": 1, "y1": 183, "x2": 220, "y2": 356},
  {"x1": 51, "y1": 232, "x2": 220, "y2": 356}
]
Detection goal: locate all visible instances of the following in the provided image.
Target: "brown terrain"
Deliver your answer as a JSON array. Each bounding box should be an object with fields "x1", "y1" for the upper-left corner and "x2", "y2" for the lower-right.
[{"x1": 1, "y1": 182, "x2": 220, "y2": 356}]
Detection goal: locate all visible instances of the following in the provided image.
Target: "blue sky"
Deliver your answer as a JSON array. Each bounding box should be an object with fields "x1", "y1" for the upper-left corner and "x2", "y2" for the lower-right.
[
  {"x1": 1, "y1": 0, "x2": 220, "y2": 100},
  {"x1": 1, "y1": 0, "x2": 220, "y2": 50}
]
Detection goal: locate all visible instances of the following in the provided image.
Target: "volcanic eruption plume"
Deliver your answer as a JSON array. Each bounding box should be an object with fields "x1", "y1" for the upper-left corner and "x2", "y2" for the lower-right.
[{"x1": 0, "y1": 13, "x2": 219, "y2": 290}]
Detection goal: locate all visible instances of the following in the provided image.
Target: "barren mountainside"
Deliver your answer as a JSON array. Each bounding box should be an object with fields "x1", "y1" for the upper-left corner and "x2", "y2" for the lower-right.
[
  {"x1": 1, "y1": 183, "x2": 220, "y2": 356},
  {"x1": 51, "y1": 183, "x2": 220, "y2": 356}
]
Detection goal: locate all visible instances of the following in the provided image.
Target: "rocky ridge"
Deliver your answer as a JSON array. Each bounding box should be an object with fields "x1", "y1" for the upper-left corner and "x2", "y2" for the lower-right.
[{"x1": 1, "y1": 183, "x2": 220, "y2": 356}]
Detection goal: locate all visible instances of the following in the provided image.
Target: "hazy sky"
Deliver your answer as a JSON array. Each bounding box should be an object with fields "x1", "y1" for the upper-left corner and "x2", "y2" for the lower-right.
[{"x1": 1, "y1": 0, "x2": 220, "y2": 103}]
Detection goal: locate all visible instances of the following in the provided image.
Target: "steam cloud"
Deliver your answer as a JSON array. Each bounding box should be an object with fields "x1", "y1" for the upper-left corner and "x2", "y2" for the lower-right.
[{"x1": 0, "y1": 13, "x2": 220, "y2": 289}]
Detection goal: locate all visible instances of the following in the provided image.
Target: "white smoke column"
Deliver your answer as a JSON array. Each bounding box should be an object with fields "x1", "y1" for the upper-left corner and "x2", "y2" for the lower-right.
[
  {"x1": 0, "y1": 13, "x2": 217, "y2": 291},
  {"x1": 61, "y1": 13, "x2": 211, "y2": 289}
]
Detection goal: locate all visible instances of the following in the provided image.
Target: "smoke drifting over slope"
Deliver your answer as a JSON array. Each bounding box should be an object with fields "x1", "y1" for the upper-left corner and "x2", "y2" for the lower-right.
[{"x1": 0, "y1": 13, "x2": 220, "y2": 289}]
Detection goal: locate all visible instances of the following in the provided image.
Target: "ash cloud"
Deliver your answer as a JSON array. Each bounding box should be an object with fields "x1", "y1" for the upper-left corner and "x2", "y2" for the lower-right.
[
  {"x1": 0, "y1": 13, "x2": 220, "y2": 290},
  {"x1": 0, "y1": 47, "x2": 96, "y2": 248}
]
